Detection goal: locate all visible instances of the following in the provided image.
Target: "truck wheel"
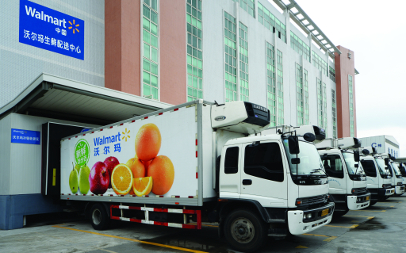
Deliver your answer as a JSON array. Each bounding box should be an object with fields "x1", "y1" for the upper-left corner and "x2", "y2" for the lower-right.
[
  {"x1": 370, "y1": 200, "x2": 377, "y2": 206},
  {"x1": 90, "y1": 204, "x2": 110, "y2": 230},
  {"x1": 224, "y1": 209, "x2": 267, "y2": 252}
]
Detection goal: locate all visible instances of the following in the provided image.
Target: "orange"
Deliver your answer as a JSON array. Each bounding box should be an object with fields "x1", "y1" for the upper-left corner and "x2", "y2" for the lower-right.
[
  {"x1": 135, "y1": 123, "x2": 161, "y2": 161},
  {"x1": 142, "y1": 159, "x2": 153, "y2": 170},
  {"x1": 132, "y1": 177, "x2": 153, "y2": 197},
  {"x1": 126, "y1": 156, "x2": 145, "y2": 195},
  {"x1": 147, "y1": 155, "x2": 174, "y2": 195},
  {"x1": 126, "y1": 156, "x2": 146, "y2": 178},
  {"x1": 111, "y1": 164, "x2": 133, "y2": 195}
]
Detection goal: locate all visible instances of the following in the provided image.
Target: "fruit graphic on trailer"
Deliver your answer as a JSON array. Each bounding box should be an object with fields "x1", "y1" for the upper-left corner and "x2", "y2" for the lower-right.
[
  {"x1": 147, "y1": 155, "x2": 174, "y2": 195},
  {"x1": 104, "y1": 156, "x2": 119, "y2": 188},
  {"x1": 111, "y1": 164, "x2": 133, "y2": 195},
  {"x1": 132, "y1": 177, "x2": 153, "y2": 197},
  {"x1": 78, "y1": 164, "x2": 90, "y2": 194},
  {"x1": 126, "y1": 156, "x2": 146, "y2": 195},
  {"x1": 69, "y1": 163, "x2": 79, "y2": 194},
  {"x1": 135, "y1": 123, "x2": 161, "y2": 161},
  {"x1": 89, "y1": 161, "x2": 110, "y2": 195}
]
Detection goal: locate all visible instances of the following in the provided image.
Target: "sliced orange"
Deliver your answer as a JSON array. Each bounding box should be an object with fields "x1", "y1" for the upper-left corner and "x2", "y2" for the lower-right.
[
  {"x1": 111, "y1": 164, "x2": 133, "y2": 195},
  {"x1": 132, "y1": 177, "x2": 153, "y2": 197}
]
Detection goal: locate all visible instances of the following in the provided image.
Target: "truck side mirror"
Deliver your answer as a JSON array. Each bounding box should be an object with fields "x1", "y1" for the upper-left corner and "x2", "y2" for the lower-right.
[
  {"x1": 362, "y1": 149, "x2": 369, "y2": 155},
  {"x1": 384, "y1": 158, "x2": 389, "y2": 165},
  {"x1": 288, "y1": 136, "x2": 300, "y2": 154},
  {"x1": 354, "y1": 150, "x2": 360, "y2": 162}
]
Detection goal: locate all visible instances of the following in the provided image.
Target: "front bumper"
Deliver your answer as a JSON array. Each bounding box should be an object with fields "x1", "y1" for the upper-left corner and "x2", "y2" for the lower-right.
[
  {"x1": 288, "y1": 202, "x2": 335, "y2": 235},
  {"x1": 347, "y1": 193, "x2": 370, "y2": 210},
  {"x1": 395, "y1": 185, "x2": 405, "y2": 195},
  {"x1": 378, "y1": 187, "x2": 394, "y2": 196}
]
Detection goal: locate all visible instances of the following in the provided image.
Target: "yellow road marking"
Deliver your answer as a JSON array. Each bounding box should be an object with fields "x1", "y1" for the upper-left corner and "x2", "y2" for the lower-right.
[
  {"x1": 303, "y1": 233, "x2": 329, "y2": 238},
  {"x1": 325, "y1": 224, "x2": 358, "y2": 229},
  {"x1": 303, "y1": 233, "x2": 337, "y2": 242},
  {"x1": 96, "y1": 248, "x2": 117, "y2": 253},
  {"x1": 53, "y1": 225, "x2": 208, "y2": 253},
  {"x1": 296, "y1": 245, "x2": 308, "y2": 248},
  {"x1": 344, "y1": 215, "x2": 375, "y2": 219},
  {"x1": 323, "y1": 236, "x2": 338, "y2": 242},
  {"x1": 352, "y1": 210, "x2": 386, "y2": 212}
]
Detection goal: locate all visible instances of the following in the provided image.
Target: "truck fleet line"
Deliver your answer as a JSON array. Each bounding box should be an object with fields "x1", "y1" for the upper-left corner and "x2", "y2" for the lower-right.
[{"x1": 38, "y1": 99, "x2": 404, "y2": 252}]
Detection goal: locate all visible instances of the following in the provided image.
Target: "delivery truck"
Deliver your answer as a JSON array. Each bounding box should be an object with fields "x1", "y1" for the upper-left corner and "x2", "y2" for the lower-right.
[
  {"x1": 50, "y1": 100, "x2": 334, "y2": 252},
  {"x1": 359, "y1": 147, "x2": 394, "y2": 205},
  {"x1": 315, "y1": 138, "x2": 370, "y2": 217},
  {"x1": 379, "y1": 154, "x2": 404, "y2": 196}
]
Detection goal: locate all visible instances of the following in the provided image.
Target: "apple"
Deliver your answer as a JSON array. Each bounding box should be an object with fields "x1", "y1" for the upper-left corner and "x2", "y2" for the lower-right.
[
  {"x1": 104, "y1": 156, "x2": 119, "y2": 188},
  {"x1": 89, "y1": 161, "x2": 110, "y2": 195}
]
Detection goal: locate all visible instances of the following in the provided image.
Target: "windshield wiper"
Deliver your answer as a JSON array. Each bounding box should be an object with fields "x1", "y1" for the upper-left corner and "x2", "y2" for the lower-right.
[{"x1": 309, "y1": 168, "x2": 328, "y2": 177}]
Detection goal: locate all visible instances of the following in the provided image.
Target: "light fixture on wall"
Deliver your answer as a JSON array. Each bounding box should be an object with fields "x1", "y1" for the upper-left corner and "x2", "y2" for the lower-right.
[{"x1": 348, "y1": 52, "x2": 352, "y2": 59}]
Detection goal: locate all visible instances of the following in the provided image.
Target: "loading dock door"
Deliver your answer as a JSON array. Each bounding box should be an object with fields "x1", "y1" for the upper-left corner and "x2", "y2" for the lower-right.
[{"x1": 41, "y1": 122, "x2": 89, "y2": 196}]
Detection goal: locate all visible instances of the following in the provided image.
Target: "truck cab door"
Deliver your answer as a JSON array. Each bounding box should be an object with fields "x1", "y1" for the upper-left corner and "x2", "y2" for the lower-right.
[
  {"x1": 219, "y1": 145, "x2": 241, "y2": 199},
  {"x1": 321, "y1": 154, "x2": 346, "y2": 194},
  {"x1": 240, "y1": 141, "x2": 287, "y2": 207}
]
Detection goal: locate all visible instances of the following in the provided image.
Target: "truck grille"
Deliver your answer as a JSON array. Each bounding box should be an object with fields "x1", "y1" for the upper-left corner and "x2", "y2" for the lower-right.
[
  {"x1": 397, "y1": 182, "x2": 403, "y2": 186},
  {"x1": 297, "y1": 194, "x2": 328, "y2": 206},
  {"x1": 353, "y1": 187, "x2": 368, "y2": 195}
]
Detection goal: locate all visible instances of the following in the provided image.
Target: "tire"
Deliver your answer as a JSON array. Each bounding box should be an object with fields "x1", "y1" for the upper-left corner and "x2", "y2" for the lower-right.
[
  {"x1": 369, "y1": 200, "x2": 377, "y2": 206},
  {"x1": 90, "y1": 204, "x2": 110, "y2": 230},
  {"x1": 223, "y1": 209, "x2": 267, "y2": 252},
  {"x1": 333, "y1": 209, "x2": 349, "y2": 219}
]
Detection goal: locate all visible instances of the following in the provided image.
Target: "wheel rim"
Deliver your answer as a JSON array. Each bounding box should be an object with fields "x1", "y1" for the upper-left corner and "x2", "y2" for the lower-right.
[
  {"x1": 92, "y1": 209, "x2": 102, "y2": 225},
  {"x1": 230, "y1": 217, "x2": 255, "y2": 244}
]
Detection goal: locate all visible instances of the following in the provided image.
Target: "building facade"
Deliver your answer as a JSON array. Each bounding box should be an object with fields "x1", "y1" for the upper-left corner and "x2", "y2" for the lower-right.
[{"x1": 0, "y1": 0, "x2": 359, "y2": 229}]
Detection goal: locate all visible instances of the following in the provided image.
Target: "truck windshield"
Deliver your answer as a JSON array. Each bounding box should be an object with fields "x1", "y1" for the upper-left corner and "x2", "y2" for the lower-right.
[
  {"x1": 391, "y1": 163, "x2": 402, "y2": 177},
  {"x1": 375, "y1": 158, "x2": 390, "y2": 177},
  {"x1": 283, "y1": 139, "x2": 325, "y2": 176},
  {"x1": 342, "y1": 152, "x2": 364, "y2": 175}
]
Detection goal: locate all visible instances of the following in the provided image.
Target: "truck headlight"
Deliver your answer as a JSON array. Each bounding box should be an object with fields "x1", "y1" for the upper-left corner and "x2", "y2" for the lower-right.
[{"x1": 306, "y1": 213, "x2": 312, "y2": 219}]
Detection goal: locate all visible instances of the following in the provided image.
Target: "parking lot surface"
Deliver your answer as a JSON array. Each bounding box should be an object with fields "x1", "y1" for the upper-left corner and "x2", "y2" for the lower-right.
[{"x1": 1, "y1": 196, "x2": 406, "y2": 252}]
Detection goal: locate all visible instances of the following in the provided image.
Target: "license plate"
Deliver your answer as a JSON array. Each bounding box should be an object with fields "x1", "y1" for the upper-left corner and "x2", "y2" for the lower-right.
[
  {"x1": 321, "y1": 208, "x2": 329, "y2": 217},
  {"x1": 366, "y1": 196, "x2": 370, "y2": 200}
]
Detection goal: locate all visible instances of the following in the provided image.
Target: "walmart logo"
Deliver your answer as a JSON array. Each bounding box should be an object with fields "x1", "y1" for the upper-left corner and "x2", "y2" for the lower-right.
[{"x1": 68, "y1": 20, "x2": 80, "y2": 34}]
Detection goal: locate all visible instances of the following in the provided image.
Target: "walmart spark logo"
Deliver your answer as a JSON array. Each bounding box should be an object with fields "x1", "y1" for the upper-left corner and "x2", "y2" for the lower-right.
[
  {"x1": 68, "y1": 19, "x2": 80, "y2": 34},
  {"x1": 122, "y1": 128, "x2": 131, "y2": 142}
]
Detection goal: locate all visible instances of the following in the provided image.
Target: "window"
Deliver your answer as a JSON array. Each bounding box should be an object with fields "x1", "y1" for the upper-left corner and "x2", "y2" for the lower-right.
[
  {"x1": 225, "y1": 147, "x2": 239, "y2": 174},
  {"x1": 329, "y1": 66, "x2": 336, "y2": 82},
  {"x1": 224, "y1": 12, "x2": 237, "y2": 102},
  {"x1": 233, "y1": 0, "x2": 255, "y2": 18},
  {"x1": 317, "y1": 79, "x2": 327, "y2": 131},
  {"x1": 277, "y1": 50, "x2": 284, "y2": 124},
  {"x1": 312, "y1": 51, "x2": 327, "y2": 76},
  {"x1": 257, "y1": 3, "x2": 286, "y2": 43},
  {"x1": 290, "y1": 31, "x2": 310, "y2": 62},
  {"x1": 244, "y1": 143, "x2": 284, "y2": 182},
  {"x1": 187, "y1": 0, "x2": 203, "y2": 101},
  {"x1": 143, "y1": 0, "x2": 159, "y2": 100},
  {"x1": 296, "y1": 64, "x2": 309, "y2": 125},
  {"x1": 239, "y1": 23, "x2": 249, "y2": 101},
  {"x1": 266, "y1": 42, "x2": 276, "y2": 126},
  {"x1": 361, "y1": 160, "x2": 377, "y2": 177},
  {"x1": 321, "y1": 154, "x2": 344, "y2": 178},
  {"x1": 332, "y1": 89, "x2": 337, "y2": 138},
  {"x1": 348, "y1": 75, "x2": 354, "y2": 137}
]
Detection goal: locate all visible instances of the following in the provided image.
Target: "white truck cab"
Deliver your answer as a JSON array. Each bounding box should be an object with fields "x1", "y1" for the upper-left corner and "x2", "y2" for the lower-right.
[
  {"x1": 219, "y1": 125, "x2": 335, "y2": 241},
  {"x1": 315, "y1": 138, "x2": 370, "y2": 217},
  {"x1": 360, "y1": 149, "x2": 394, "y2": 204},
  {"x1": 379, "y1": 154, "x2": 405, "y2": 196},
  {"x1": 397, "y1": 162, "x2": 406, "y2": 187}
]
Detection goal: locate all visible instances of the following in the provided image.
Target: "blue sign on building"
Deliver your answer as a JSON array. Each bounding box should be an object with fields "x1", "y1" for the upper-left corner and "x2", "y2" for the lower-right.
[
  {"x1": 11, "y1": 128, "x2": 41, "y2": 145},
  {"x1": 19, "y1": 0, "x2": 84, "y2": 60}
]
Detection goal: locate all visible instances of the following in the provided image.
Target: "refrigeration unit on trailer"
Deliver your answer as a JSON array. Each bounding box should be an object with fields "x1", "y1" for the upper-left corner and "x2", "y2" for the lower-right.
[
  {"x1": 379, "y1": 154, "x2": 404, "y2": 196},
  {"x1": 315, "y1": 137, "x2": 370, "y2": 217},
  {"x1": 360, "y1": 147, "x2": 394, "y2": 205},
  {"x1": 51, "y1": 100, "x2": 335, "y2": 252}
]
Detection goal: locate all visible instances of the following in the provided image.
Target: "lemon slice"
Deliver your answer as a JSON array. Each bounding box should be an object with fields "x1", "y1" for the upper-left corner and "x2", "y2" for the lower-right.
[{"x1": 132, "y1": 177, "x2": 153, "y2": 197}]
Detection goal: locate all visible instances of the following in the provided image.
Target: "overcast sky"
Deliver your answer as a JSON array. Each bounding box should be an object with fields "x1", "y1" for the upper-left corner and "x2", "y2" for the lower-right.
[{"x1": 281, "y1": 0, "x2": 406, "y2": 156}]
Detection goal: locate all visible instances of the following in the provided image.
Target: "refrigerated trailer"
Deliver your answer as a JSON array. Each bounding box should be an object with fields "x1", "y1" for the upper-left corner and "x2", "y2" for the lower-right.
[
  {"x1": 315, "y1": 137, "x2": 371, "y2": 217},
  {"x1": 47, "y1": 100, "x2": 334, "y2": 252}
]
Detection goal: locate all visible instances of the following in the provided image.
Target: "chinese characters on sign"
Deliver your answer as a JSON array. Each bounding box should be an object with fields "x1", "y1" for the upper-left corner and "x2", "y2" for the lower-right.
[
  {"x1": 19, "y1": 0, "x2": 84, "y2": 60},
  {"x1": 11, "y1": 128, "x2": 41, "y2": 145}
]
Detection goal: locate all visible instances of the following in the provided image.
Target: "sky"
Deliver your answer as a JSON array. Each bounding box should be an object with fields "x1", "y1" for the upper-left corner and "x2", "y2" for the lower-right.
[{"x1": 279, "y1": 0, "x2": 406, "y2": 157}]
